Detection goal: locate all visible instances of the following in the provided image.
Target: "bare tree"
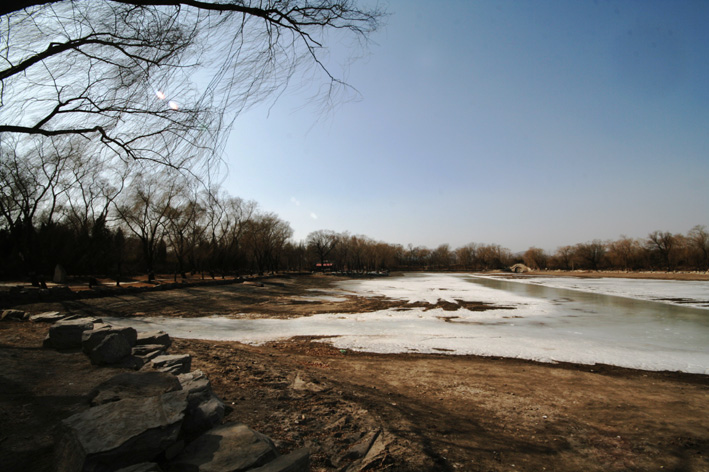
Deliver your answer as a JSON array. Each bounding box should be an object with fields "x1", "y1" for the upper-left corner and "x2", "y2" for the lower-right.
[
  {"x1": 0, "y1": 137, "x2": 79, "y2": 274},
  {"x1": 115, "y1": 172, "x2": 179, "y2": 279},
  {"x1": 306, "y1": 229, "x2": 339, "y2": 270},
  {"x1": 646, "y1": 231, "x2": 677, "y2": 271},
  {"x1": 574, "y1": 240, "x2": 606, "y2": 271},
  {"x1": 430, "y1": 243, "x2": 452, "y2": 270},
  {"x1": 244, "y1": 212, "x2": 293, "y2": 274},
  {"x1": 161, "y1": 178, "x2": 203, "y2": 279},
  {"x1": 687, "y1": 225, "x2": 709, "y2": 270},
  {"x1": 552, "y1": 245, "x2": 575, "y2": 270},
  {"x1": 522, "y1": 247, "x2": 547, "y2": 270},
  {"x1": 215, "y1": 195, "x2": 258, "y2": 275},
  {"x1": 477, "y1": 244, "x2": 510, "y2": 270},
  {"x1": 1, "y1": 1, "x2": 383, "y2": 173},
  {"x1": 455, "y1": 243, "x2": 479, "y2": 271},
  {"x1": 606, "y1": 236, "x2": 642, "y2": 271}
]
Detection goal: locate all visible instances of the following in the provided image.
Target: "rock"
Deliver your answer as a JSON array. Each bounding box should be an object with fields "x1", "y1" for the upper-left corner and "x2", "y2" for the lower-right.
[
  {"x1": 116, "y1": 463, "x2": 163, "y2": 472},
  {"x1": 136, "y1": 331, "x2": 171, "y2": 348},
  {"x1": 177, "y1": 370, "x2": 225, "y2": 436},
  {"x1": 290, "y1": 372, "x2": 326, "y2": 393},
  {"x1": 146, "y1": 354, "x2": 191, "y2": 375},
  {"x1": 88, "y1": 332, "x2": 133, "y2": 365},
  {"x1": 54, "y1": 264, "x2": 68, "y2": 284},
  {"x1": 343, "y1": 431, "x2": 392, "y2": 472},
  {"x1": 63, "y1": 314, "x2": 103, "y2": 324},
  {"x1": 132, "y1": 344, "x2": 169, "y2": 363},
  {"x1": 169, "y1": 423, "x2": 278, "y2": 472},
  {"x1": 249, "y1": 448, "x2": 310, "y2": 472},
  {"x1": 30, "y1": 311, "x2": 67, "y2": 323},
  {"x1": 82, "y1": 325, "x2": 138, "y2": 354},
  {"x1": 89, "y1": 371, "x2": 182, "y2": 406},
  {"x1": 48, "y1": 318, "x2": 95, "y2": 349},
  {"x1": 56, "y1": 390, "x2": 188, "y2": 472},
  {"x1": 1, "y1": 309, "x2": 27, "y2": 321},
  {"x1": 177, "y1": 370, "x2": 211, "y2": 395},
  {"x1": 333, "y1": 430, "x2": 380, "y2": 468}
]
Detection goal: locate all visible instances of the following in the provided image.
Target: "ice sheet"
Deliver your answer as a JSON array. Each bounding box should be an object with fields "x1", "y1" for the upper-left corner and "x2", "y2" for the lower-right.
[
  {"x1": 483, "y1": 274, "x2": 709, "y2": 309},
  {"x1": 105, "y1": 273, "x2": 709, "y2": 375}
]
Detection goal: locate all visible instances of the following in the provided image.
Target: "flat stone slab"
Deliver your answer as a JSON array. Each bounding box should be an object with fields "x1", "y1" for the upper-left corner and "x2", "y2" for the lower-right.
[
  {"x1": 132, "y1": 344, "x2": 169, "y2": 364},
  {"x1": 90, "y1": 371, "x2": 182, "y2": 406},
  {"x1": 82, "y1": 325, "x2": 138, "y2": 353},
  {"x1": 116, "y1": 463, "x2": 163, "y2": 472},
  {"x1": 136, "y1": 331, "x2": 171, "y2": 348},
  {"x1": 29, "y1": 311, "x2": 67, "y2": 323},
  {"x1": 147, "y1": 354, "x2": 191, "y2": 375},
  {"x1": 88, "y1": 333, "x2": 134, "y2": 366},
  {"x1": 249, "y1": 448, "x2": 310, "y2": 472},
  {"x1": 57, "y1": 390, "x2": 188, "y2": 472},
  {"x1": 169, "y1": 423, "x2": 278, "y2": 472},
  {"x1": 48, "y1": 318, "x2": 95, "y2": 349},
  {"x1": 1, "y1": 309, "x2": 27, "y2": 321},
  {"x1": 174, "y1": 370, "x2": 225, "y2": 436}
]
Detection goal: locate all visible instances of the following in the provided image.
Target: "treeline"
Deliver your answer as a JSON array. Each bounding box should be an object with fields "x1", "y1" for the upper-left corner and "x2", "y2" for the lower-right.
[
  {"x1": 304, "y1": 228, "x2": 709, "y2": 273},
  {"x1": 1, "y1": 140, "x2": 707, "y2": 281},
  {"x1": 0, "y1": 140, "x2": 298, "y2": 280}
]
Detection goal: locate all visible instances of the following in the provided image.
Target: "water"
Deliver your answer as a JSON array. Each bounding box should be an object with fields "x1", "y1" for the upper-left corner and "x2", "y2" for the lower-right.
[{"x1": 106, "y1": 273, "x2": 709, "y2": 374}]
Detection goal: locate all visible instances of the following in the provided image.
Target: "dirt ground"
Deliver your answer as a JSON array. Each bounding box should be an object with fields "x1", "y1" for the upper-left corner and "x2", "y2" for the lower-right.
[{"x1": 1, "y1": 273, "x2": 708, "y2": 471}]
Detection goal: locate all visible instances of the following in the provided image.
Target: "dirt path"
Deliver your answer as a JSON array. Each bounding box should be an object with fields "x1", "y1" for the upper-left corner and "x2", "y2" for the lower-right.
[
  {"x1": 2, "y1": 273, "x2": 709, "y2": 471},
  {"x1": 171, "y1": 336, "x2": 709, "y2": 472}
]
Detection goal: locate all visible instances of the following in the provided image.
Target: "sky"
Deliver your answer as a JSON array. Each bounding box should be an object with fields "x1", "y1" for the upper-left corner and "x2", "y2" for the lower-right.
[{"x1": 222, "y1": 0, "x2": 709, "y2": 253}]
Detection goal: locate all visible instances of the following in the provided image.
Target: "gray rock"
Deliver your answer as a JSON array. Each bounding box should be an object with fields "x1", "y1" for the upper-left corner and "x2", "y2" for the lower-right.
[
  {"x1": 48, "y1": 318, "x2": 95, "y2": 349},
  {"x1": 184, "y1": 396, "x2": 225, "y2": 438},
  {"x1": 82, "y1": 325, "x2": 138, "y2": 354},
  {"x1": 63, "y1": 314, "x2": 103, "y2": 324},
  {"x1": 136, "y1": 331, "x2": 171, "y2": 348},
  {"x1": 146, "y1": 354, "x2": 191, "y2": 375},
  {"x1": 1, "y1": 309, "x2": 27, "y2": 321},
  {"x1": 249, "y1": 448, "x2": 310, "y2": 472},
  {"x1": 88, "y1": 332, "x2": 133, "y2": 366},
  {"x1": 132, "y1": 344, "x2": 168, "y2": 361},
  {"x1": 177, "y1": 370, "x2": 225, "y2": 436},
  {"x1": 30, "y1": 311, "x2": 67, "y2": 323},
  {"x1": 343, "y1": 431, "x2": 392, "y2": 472},
  {"x1": 177, "y1": 370, "x2": 211, "y2": 395},
  {"x1": 333, "y1": 430, "x2": 380, "y2": 468},
  {"x1": 169, "y1": 423, "x2": 278, "y2": 472},
  {"x1": 89, "y1": 371, "x2": 182, "y2": 406},
  {"x1": 115, "y1": 463, "x2": 163, "y2": 472},
  {"x1": 56, "y1": 390, "x2": 189, "y2": 472}
]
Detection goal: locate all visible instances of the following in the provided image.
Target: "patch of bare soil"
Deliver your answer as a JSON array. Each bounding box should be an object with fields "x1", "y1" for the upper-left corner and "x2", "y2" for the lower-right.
[
  {"x1": 171, "y1": 335, "x2": 709, "y2": 472},
  {"x1": 10, "y1": 274, "x2": 506, "y2": 320},
  {"x1": 2, "y1": 273, "x2": 708, "y2": 471}
]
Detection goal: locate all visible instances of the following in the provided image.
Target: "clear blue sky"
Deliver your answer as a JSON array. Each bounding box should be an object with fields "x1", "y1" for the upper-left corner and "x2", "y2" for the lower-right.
[{"x1": 222, "y1": 0, "x2": 709, "y2": 253}]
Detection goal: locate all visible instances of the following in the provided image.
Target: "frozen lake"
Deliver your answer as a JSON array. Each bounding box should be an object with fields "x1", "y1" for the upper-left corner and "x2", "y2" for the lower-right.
[{"x1": 107, "y1": 273, "x2": 709, "y2": 374}]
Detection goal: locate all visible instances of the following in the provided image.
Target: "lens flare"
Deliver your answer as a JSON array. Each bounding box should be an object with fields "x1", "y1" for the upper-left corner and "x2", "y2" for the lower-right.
[
  {"x1": 168, "y1": 100, "x2": 179, "y2": 110},
  {"x1": 155, "y1": 90, "x2": 166, "y2": 100}
]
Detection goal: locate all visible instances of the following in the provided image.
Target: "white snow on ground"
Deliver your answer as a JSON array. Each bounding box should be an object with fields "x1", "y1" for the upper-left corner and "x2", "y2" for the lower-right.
[
  {"x1": 106, "y1": 273, "x2": 709, "y2": 375},
  {"x1": 481, "y1": 274, "x2": 709, "y2": 309}
]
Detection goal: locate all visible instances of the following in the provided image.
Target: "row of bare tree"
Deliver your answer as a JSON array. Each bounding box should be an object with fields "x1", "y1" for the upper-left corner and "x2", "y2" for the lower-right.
[
  {"x1": 0, "y1": 145, "x2": 296, "y2": 280},
  {"x1": 520, "y1": 229, "x2": 709, "y2": 272},
  {"x1": 1, "y1": 136, "x2": 707, "y2": 279},
  {"x1": 303, "y1": 227, "x2": 709, "y2": 274}
]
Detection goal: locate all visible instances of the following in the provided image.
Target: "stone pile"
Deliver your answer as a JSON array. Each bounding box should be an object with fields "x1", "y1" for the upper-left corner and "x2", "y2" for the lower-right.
[{"x1": 1, "y1": 309, "x2": 310, "y2": 472}]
